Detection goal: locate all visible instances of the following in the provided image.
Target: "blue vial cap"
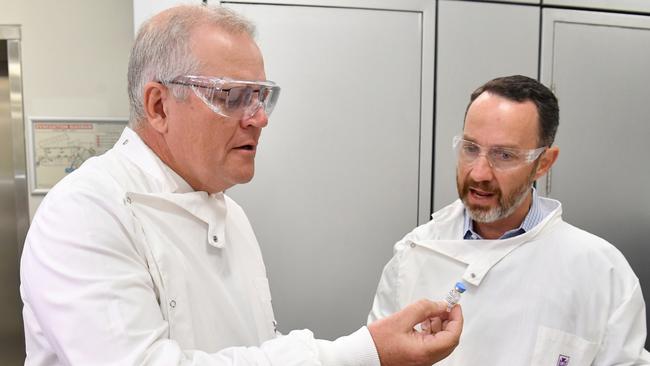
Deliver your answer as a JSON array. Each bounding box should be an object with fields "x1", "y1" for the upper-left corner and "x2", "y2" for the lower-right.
[{"x1": 455, "y1": 282, "x2": 466, "y2": 293}]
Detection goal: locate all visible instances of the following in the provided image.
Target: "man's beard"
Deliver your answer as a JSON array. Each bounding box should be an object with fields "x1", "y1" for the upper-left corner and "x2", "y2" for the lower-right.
[{"x1": 457, "y1": 169, "x2": 536, "y2": 223}]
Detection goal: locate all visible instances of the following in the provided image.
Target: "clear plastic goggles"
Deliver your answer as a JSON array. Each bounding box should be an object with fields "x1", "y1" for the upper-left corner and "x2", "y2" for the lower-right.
[
  {"x1": 452, "y1": 135, "x2": 546, "y2": 171},
  {"x1": 166, "y1": 75, "x2": 281, "y2": 120}
]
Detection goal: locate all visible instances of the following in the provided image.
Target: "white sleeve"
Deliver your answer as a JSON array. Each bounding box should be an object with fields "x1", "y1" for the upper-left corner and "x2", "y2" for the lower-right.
[
  {"x1": 20, "y1": 183, "x2": 379, "y2": 366},
  {"x1": 594, "y1": 280, "x2": 650, "y2": 365},
  {"x1": 130, "y1": 328, "x2": 379, "y2": 365},
  {"x1": 315, "y1": 326, "x2": 380, "y2": 366}
]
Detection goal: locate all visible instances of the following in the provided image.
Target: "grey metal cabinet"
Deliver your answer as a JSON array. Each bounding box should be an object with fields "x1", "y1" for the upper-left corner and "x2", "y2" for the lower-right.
[
  {"x1": 220, "y1": 0, "x2": 435, "y2": 339},
  {"x1": 540, "y1": 8, "x2": 650, "y2": 347},
  {"x1": 434, "y1": 0, "x2": 539, "y2": 210}
]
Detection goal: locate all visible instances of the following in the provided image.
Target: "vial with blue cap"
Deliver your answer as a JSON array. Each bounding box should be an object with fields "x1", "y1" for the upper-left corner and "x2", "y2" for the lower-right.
[
  {"x1": 417, "y1": 281, "x2": 467, "y2": 334},
  {"x1": 445, "y1": 282, "x2": 466, "y2": 312}
]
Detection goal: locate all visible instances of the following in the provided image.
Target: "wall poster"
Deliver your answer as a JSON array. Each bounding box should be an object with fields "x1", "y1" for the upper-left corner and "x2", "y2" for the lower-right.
[{"x1": 29, "y1": 117, "x2": 127, "y2": 193}]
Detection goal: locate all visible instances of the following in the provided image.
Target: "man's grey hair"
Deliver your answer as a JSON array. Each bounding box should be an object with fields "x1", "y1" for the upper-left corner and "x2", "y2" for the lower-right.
[{"x1": 127, "y1": 4, "x2": 256, "y2": 129}]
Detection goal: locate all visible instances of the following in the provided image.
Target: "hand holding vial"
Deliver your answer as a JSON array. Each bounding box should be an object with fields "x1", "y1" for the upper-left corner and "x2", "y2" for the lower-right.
[
  {"x1": 368, "y1": 299, "x2": 463, "y2": 366},
  {"x1": 420, "y1": 282, "x2": 466, "y2": 334}
]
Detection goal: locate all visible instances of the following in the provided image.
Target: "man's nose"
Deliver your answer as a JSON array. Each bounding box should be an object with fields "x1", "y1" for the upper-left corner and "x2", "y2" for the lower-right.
[
  {"x1": 468, "y1": 154, "x2": 494, "y2": 182},
  {"x1": 241, "y1": 104, "x2": 269, "y2": 128}
]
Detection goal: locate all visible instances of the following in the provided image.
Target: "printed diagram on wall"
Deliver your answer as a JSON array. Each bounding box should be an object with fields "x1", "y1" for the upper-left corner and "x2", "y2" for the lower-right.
[{"x1": 29, "y1": 118, "x2": 127, "y2": 193}]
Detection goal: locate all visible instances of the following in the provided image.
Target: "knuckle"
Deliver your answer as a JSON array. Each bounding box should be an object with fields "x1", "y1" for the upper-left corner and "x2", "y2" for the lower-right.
[{"x1": 415, "y1": 298, "x2": 431, "y2": 310}]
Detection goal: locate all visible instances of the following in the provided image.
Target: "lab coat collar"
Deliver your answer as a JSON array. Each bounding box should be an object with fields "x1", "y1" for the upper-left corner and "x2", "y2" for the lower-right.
[
  {"x1": 115, "y1": 127, "x2": 227, "y2": 248},
  {"x1": 114, "y1": 127, "x2": 194, "y2": 194},
  {"x1": 412, "y1": 198, "x2": 563, "y2": 286}
]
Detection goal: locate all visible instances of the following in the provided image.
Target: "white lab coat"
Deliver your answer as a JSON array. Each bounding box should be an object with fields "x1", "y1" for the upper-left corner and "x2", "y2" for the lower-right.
[
  {"x1": 369, "y1": 198, "x2": 650, "y2": 365},
  {"x1": 21, "y1": 127, "x2": 379, "y2": 366}
]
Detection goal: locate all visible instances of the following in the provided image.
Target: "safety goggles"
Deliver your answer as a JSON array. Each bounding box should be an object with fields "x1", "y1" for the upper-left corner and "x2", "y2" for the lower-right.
[
  {"x1": 165, "y1": 75, "x2": 281, "y2": 120},
  {"x1": 452, "y1": 135, "x2": 546, "y2": 171}
]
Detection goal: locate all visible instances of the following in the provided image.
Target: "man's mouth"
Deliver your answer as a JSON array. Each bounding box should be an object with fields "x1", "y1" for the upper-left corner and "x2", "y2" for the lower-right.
[
  {"x1": 469, "y1": 188, "x2": 494, "y2": 197},
  {"x1": 467, "y1": 187, "x2": 499, "y2": 203},
  {"x1": 234, "y1": 144, "x2": 255, "y2": 151}
]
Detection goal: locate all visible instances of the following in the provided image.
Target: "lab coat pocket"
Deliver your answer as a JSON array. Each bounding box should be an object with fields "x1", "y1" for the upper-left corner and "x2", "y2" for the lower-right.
[
  {"x1": 252, "y1": 277, "x2": 278, "y2": 341},
  {"x1": 530, "y1": 326, "x2": 598, "y2": 366}
]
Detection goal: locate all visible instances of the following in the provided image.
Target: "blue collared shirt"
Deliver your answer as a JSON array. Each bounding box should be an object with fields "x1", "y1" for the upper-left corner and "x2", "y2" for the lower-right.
[{"x1": 463, "y1": 188, "x2": 551, "y2": 240}]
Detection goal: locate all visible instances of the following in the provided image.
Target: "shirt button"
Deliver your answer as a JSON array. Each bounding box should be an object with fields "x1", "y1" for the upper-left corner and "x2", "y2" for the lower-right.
[
  {"x1": 169, "y1": 300, "x2": 176, "y2": 308},
  {"x1": 212, "y1": 235, "x2": 218, "y2": 243},
  {"x1": 409, "y1": 242, "x2": 416, "y2": 248},
  {"x1": 470, "y1": 273, "x2": 476, "y2": 279},
  {"x1": 125, "y1": 196, "x2": 132, "y2": 204},
  {"x1": 122, "y1": 139, "x2": 129, "y2": 145}
]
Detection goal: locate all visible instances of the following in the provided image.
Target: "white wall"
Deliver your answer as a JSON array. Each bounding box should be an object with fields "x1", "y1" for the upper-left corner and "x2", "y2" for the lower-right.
[{"x1": 0, "y1": 0, "x2": 133, "y2": 218}]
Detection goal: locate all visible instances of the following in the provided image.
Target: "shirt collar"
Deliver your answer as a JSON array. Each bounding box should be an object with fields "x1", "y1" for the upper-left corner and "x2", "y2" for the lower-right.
[{"x1": 463, "y1": 187, "x2": 542, "y2": 240}]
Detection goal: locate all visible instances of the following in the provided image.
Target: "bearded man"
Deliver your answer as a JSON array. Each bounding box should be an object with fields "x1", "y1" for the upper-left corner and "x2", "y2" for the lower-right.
[{"x1": 368, "y1": 75, "x2": 650, "y2": 365}]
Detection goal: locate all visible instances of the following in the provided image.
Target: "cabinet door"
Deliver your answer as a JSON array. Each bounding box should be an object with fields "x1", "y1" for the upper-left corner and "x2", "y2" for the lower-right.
[
  {"x1": 220, "y1": 1, "x2": 434, "y2": 339},
  {"x1": 541, "y1": 9, "x2": 650, "y2": 347},
  {"x1": 434, "y1": 0, "x2": 539, "y2": 210},
  {"x1": 543, "y1": 0, "x2": 650, "y2": 14}
]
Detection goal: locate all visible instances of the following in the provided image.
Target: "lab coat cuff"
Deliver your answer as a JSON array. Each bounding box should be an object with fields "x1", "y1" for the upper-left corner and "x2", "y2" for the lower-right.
[{"x1": 316, "y1": 326, "x2": 380, "y2": 366}]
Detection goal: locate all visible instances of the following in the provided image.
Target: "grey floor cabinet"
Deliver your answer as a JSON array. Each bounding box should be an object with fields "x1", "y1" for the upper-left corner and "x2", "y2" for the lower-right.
[
  {"x1": 220, "y1": 0, "x2": 435, "y2": 340},
  {"x1": 434, "y1": 0, "x2": 540, "y2": 211},
  {"x1": 540, "y1": 8, "x2": 650, "y2": 347}
]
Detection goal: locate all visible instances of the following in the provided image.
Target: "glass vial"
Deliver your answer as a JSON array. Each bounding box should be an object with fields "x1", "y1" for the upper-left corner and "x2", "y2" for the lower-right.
[{"x1": 445, "y1": 282, "x2": 466, "y2": 312}]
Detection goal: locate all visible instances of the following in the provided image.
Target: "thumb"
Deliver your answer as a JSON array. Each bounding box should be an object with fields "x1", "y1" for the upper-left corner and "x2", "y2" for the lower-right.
[{"x1": 397, "y1": 299, "x2": 448, "y2": 330}]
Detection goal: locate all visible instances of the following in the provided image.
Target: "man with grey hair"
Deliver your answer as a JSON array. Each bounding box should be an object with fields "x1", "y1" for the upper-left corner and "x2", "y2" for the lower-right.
[{"x1": 20, "y1": 4, "x2": 462, "y2": 365}]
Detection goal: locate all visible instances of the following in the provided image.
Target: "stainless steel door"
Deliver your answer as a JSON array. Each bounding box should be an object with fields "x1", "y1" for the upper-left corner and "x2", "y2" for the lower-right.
[{"x1": 0, "y1": 25, "x2": 28, "y2": 365}]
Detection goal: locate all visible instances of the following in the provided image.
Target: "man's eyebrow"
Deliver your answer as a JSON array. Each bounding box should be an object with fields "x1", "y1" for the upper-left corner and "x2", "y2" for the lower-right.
[{"x1": 462, "y1": 135, "x2": 523, "y2": 150}]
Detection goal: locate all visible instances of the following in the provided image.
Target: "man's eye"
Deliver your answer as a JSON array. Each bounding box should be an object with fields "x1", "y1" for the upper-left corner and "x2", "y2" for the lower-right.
[
  {"x1": 462, "y1": 144, "x2": 479, "y2": 154},
  {"x1": 211, "y1": 90, "x2": 229, "y2": 104},
  {"x1": 258, "y1": 88, "x2": 269, "y2": 101},
  {"x1": 493, "y1": 149, "x2": 517, "y2": 161},
  {"x1": 225, "y1": 87, "x2": 254, "y2": 108}
]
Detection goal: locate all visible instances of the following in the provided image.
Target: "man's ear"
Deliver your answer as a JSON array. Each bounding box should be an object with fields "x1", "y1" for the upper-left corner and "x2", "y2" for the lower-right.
[
  {"x1": 143, "y1": 81, "x2": 170, "y2": 134},
  {"x1": 533, "y1": 146, "x2": 559, "y2": 181}
]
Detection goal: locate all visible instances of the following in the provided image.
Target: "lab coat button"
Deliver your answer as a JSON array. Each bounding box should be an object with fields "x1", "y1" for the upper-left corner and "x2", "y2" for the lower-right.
[
  {"x1": 125, "y1": 196, "x2": 132, "y2": 204},
  {"x1": 169, "y1": 300, "x2": 176, "y2": 308},
  {"x1": 122, "y1": 139, "x2": 129, "y2": 145},
  {"x1": 212, "y1": 235, "x2": 218, "y2": 243},
  {"x1": 409, "y1": 242, "x2": 416, "y2": 248},
  {"x1": 470, "y1": 273, "x2": 476, "y2": 279}
]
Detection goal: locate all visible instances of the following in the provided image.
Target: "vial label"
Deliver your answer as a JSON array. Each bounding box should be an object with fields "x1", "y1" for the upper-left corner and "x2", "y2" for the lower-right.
[{"x1": 444, "y1": 282, "x2": 466, "y2": 312}]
